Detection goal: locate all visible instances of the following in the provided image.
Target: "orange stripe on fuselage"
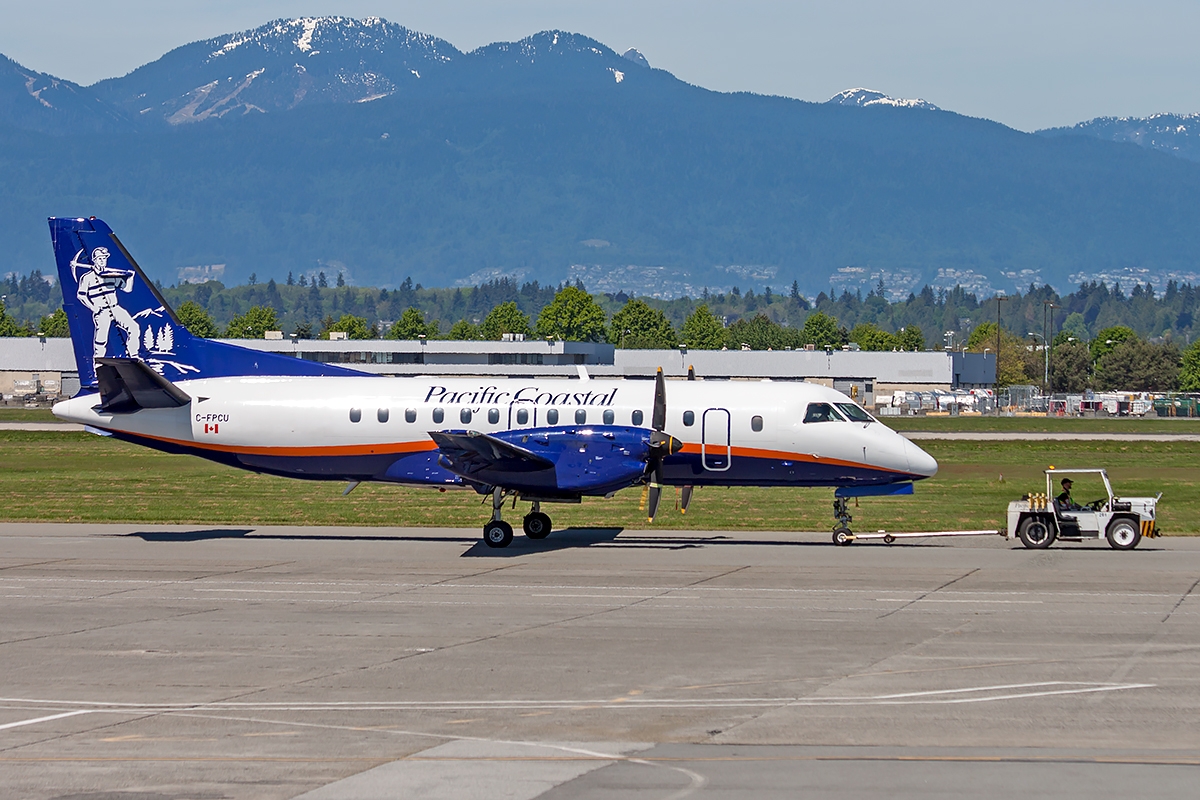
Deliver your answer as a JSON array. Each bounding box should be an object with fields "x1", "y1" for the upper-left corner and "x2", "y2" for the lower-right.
[
  {"x1": 678, "y1": 442, "x2": 900, "y2": 474},
  {"x1": 110, "y1": 429, "x2": 438, "y2": 458}
]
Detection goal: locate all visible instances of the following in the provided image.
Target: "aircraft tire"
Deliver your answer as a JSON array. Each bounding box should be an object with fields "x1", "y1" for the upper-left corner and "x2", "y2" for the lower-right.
[
  {"x1": 832, "y1": 528, "x2": 853, "y2": 546},
  {"x1": 523, "y1": 512, "x2": 552, "y2": 540},
  {"x1": 1106, "y1": 518, "x2": 1141, "y2": 550},
  {"x1": 1018, "y1": 516, "x2": 1055, "y2": 549},
  {"x1": 483, "y1": 521, "x2": 514, "y2": 548}
]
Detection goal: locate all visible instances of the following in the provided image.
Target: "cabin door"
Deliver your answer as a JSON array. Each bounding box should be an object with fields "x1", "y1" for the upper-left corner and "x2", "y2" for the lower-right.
[{"x1": 701, "y1": 408, "x2": 732, "y2": 471}]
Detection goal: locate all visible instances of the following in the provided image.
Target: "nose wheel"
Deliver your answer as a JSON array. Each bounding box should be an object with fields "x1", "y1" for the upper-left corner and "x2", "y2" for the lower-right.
[{"x1": 832, "y1": 496, "x2": 855, "y2": 546}]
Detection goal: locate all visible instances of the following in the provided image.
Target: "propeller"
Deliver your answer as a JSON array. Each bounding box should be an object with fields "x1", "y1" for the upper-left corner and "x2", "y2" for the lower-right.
[
  {"x1": 680, "y1": 485, "x2": 694, "y2": 514},
  {"x1": 644, "y1": 367, "x2": 682, "y2": 522}
]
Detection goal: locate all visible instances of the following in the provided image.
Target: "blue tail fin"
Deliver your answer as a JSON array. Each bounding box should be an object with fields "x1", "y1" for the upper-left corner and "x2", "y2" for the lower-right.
[{"x1": 49, "y1": 217, "x2": 365, "y2": 390}]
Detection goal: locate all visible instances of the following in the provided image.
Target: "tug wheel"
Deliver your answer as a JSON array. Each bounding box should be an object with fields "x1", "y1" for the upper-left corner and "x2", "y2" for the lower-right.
[
  {"x1": 1106, "y1": 518, "x2": 1141, "y2": 551},
  {"x1": 1018, "y1": 517, "x2": 1055, "y2": 549}
]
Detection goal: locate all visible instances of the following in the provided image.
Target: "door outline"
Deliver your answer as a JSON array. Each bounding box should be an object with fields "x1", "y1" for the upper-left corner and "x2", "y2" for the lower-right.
[{"x1": 701, "y1": 408, "x2": 732, "y2": 471}]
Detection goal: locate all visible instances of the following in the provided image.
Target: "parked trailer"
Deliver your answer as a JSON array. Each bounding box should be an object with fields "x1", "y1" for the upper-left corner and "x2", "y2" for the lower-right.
[{"x1": 1007, "y1": 468, "x2": 1159, "y2": 550}]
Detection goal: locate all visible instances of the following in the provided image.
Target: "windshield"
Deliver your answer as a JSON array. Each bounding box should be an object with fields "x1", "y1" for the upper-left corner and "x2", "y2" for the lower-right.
[
  {"x1": 835, "y1": 402, "x2": 874, "y2": 423},
  {"x1": 804, "y1": 403, "x2": 845, "y2": 423}
]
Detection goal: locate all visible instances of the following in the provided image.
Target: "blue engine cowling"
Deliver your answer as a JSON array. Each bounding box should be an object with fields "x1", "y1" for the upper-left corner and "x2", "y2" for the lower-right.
[{"x1": 433, "y1": 425, "x2": 653, "y2": 497}]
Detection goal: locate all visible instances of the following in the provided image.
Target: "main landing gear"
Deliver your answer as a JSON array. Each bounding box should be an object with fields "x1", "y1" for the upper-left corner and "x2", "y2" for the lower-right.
[
  {"x1": 482, "y1": 489, "x2": 553, "y2": 548},
  {"x1": 832, "y1": 496, "x2": 854, "y2": 546}
]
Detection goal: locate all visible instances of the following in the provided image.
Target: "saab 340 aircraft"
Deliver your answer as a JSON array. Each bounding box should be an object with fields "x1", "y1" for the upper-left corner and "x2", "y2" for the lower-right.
[{"x1": 48, "y1": 217, "x2": 937, "y2": 547}]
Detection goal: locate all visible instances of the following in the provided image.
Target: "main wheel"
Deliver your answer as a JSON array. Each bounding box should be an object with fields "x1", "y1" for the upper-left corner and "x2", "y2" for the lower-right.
[
  {"x1": 1018, "y1": 516, "x2": 1055, "y2": 549},
  {"x1": 483, "y1": 520, "x2": 514, "y2": 548},
  {"x1": 523, "y1": 511, "x2": 552, "y2": 539},
  {"x1": 1106, "y1": 518, "x2": 1141, "y2": 550},
  {"x1": 833, "y1": 527, "x2": 853, "y2": 546}
]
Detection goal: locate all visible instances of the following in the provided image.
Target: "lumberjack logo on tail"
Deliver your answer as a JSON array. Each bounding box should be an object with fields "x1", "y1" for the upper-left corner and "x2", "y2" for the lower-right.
[{"x1": 71, "y1": 246, "x2": 141, "y2": 359}]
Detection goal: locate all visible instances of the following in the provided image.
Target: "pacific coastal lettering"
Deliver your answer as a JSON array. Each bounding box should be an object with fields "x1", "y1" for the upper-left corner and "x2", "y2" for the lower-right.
[{"x1": 425, "y1": 386, "x2": 618, "y2": 406}]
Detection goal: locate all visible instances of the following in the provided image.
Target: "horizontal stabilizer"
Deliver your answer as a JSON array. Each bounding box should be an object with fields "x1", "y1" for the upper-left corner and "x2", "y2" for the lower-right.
[
  {"x1": 835, "y1": 482, "x2": 914, "y2": 498},
  {"x1": 95, "y1": 357, "x2": 190, "y2": 414},
  {"x1": 429, "y1": 430, "x2": 555, "y2": 476}
]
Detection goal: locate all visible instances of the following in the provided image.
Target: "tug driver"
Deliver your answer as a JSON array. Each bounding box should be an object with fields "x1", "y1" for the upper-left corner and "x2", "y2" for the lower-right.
[{"x1": 1056, "y1": 477, "x2": 1078, "y2": 511}]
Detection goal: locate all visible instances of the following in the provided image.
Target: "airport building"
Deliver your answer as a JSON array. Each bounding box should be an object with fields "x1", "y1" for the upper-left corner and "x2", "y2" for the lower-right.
[{"x1": 0, "y1": 336, "x2": 994, "y2": 407}]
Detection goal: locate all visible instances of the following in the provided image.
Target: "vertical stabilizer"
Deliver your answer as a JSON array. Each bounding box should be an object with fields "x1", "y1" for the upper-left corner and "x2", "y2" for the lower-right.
[{"x1": 48, "y1": 216, "x2": 364, "y2": 391}]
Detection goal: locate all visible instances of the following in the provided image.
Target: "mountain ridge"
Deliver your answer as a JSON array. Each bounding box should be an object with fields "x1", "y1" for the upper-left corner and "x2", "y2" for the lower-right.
[{"x1": 3, "y1": 16, "x2": 1200, "y2": 298}]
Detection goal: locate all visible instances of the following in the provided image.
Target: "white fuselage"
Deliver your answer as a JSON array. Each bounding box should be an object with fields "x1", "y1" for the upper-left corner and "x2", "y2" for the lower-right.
[{"x1": 53, "y1": 375, "x2": 937, "y2": 487}]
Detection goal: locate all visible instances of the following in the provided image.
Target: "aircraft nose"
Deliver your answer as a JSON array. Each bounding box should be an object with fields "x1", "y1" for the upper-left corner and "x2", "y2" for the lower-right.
[{"x1": 904, "y1": 438, "x2": 939, "y2": 478}]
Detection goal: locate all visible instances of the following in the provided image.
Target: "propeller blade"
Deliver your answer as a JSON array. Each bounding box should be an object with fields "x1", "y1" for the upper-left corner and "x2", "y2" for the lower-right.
[
  {"x1": 638, "y1": 483, "x2": 649, "y2": 511},
  {"x1": 680, "y1": 485, "x2": 694, "y2": 514},
  {"x1": 652, "y1": 367, "x2": 667, "y2": 431},
  {"x1": 646, "y1": 478, "x2": 662, "y2": 522}
]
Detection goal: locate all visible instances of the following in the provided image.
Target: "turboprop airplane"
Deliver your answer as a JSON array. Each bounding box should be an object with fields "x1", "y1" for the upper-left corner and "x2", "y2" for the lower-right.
[{"x1": 48, "y1": 216, "x2": 937, "y2": 547}]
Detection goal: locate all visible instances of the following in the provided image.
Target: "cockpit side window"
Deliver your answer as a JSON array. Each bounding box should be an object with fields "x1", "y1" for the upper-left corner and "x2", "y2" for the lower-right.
[
  {"x1": 803, "y1": 402, "x2": 844, "y2": 423},
  {"x1": 835, "y1": 402, "x2": 874, "y2": 423}
]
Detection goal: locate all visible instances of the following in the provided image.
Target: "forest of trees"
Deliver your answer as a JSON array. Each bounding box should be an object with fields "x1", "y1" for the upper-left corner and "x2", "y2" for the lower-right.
[{"x1": 4, "y1": 269, "x2": 1200, "y2": 391}]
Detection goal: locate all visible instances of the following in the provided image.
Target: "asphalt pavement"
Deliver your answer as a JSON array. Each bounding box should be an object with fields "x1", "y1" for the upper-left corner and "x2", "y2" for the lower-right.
[{"x1": 0, "y1": 522, "x2": 1198, "y2": 799}]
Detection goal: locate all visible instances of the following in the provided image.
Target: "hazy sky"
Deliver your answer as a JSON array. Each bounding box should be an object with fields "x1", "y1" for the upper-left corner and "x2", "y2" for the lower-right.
[{"x1": 3, "y1": 1, "x2": 1197, "y2": 131}]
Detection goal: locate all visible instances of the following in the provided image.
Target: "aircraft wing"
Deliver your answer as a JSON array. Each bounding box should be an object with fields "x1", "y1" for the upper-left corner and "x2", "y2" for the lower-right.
[{"x1": 429, "y1": 430, "x2": 555, "y2": 476}]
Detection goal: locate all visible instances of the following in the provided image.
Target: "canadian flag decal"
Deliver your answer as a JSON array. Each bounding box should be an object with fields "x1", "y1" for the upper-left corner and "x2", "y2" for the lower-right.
[{"x1": 204, "y1": 423, "x2": 219, "y2": 434}]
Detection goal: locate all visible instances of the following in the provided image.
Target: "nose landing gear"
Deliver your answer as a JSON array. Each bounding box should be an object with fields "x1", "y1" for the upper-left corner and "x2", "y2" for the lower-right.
[{"x1": 832, "y1": 496, "x2": 854, "y2": 546}]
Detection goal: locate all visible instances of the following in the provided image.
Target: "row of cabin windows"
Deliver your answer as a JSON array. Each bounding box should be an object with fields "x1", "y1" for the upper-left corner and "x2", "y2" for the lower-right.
[{"x1": 348, "y1": 407, "x2": 766, "y2": 432}]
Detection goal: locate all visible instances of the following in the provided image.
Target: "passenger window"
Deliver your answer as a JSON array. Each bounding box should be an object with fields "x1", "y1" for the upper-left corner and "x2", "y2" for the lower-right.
[
  {"x1": 632, "y1": 409, "x2": 644, "y2": 426},
  {"x1": 432, "y1": 407, "x2": 444, "y2": 424},
  {"x1": 488, "y1": 408, "x2": 500, "y2": 424},
  {"x1": 460, "y1": 408, "x2": 472, "y2": 424},
  {"x1": 575, "y1": 409, "x2": 587, "y2": 424},
  {"x1": 803, "y1": 403, "x2": 843, "y2": 424},
  {"x1": 405, "y1": 408, "x2": 417, "y2": 423},
  {"x1": 547, "y1": 409, "x2": 559, "y2": 425},
  {"x1": 377, "y1": 408, "x2": 389, "y2": 423},
  {"x1": 751, "y1": 415, "x2": 764, "y2": 432},
  {"x1": 349, "y1": 408, "x2": 361, "y2": 423},
  {"x1": 835, "y1": 402, "x2": 873, "y2": 423},
  {"x1": 517, "y1": 408, "x2": 529, "y2": 425},
  {"x1": 683, "y1": 410, "x2": 695, "y2": 426},
  {"x1": 603, "y1": 409, "x2": 614, "y2": 425}
]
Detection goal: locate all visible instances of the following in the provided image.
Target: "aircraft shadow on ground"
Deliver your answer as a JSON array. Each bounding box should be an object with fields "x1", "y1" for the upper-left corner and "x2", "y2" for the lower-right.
[
  {"x1": 120, "y1": 529, "x2": 480, "y2": 544},
  {"x1": 460, "y1": 527, "x2": 851, "y2": 557}
]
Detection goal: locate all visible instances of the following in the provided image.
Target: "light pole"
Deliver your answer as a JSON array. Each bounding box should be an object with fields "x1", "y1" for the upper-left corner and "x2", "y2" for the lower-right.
[
  {"x1": 1029, "y1": 332, "x2": 1048, "y2": 397},
  {"x1": 995, "y1": 295, "x2": 1009, "y2": 413}
]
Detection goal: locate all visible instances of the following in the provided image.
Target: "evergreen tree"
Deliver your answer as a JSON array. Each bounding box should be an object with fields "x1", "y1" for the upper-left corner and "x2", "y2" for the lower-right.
[
  {"x1": 680, "y1": 304, "x2": 725, "y2": 349},
  {"x1": 610, "y1": 298, "x2": 678, "y2": 348},
  {"x1": 37, "y1": 308, "x2": 70, "y2": 337}
]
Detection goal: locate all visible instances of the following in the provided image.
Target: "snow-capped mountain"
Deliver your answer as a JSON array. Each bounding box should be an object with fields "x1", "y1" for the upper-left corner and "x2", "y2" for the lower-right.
[
  {"x1": 1039, "y1": 113, "x2": 1200, "y2": 163},
  {"x1": 0, "y1": 54, "x2": 132, "y2": 133},
  {"x1": 621, "y1": 48, "x2": 650, "y2": 68},
  {"x1": 826, "y1": 88, "x2": 940, "y2": 111},
  {"x1": 92, "y1": 17, "x2": 460, "y2": 124}
]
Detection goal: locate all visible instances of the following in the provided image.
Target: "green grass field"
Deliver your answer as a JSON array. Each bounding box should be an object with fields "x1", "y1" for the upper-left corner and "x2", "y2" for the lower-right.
[
  {"x1": 881, "y1": 415, "x2": 1200, "y2": 434},
  {"x1": 0, "y1": 407, "x2": 58, "y2": 423},
  {"x1": 1, "y1": 431, "x2": 1196, "y2": 534}
]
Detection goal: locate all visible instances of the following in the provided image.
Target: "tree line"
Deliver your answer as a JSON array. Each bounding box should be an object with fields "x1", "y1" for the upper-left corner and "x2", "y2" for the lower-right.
[{"x1": 4, "y1": 268, "x2": 1200, "y2": 390}]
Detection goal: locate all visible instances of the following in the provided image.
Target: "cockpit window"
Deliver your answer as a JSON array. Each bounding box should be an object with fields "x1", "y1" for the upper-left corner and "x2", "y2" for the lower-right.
[
  {"x1": 803, "y1": 403, "x2": 844, "y2": 423},
  {"x1": 835, "y1": 402, "x2": 874, "y2": 423}
]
